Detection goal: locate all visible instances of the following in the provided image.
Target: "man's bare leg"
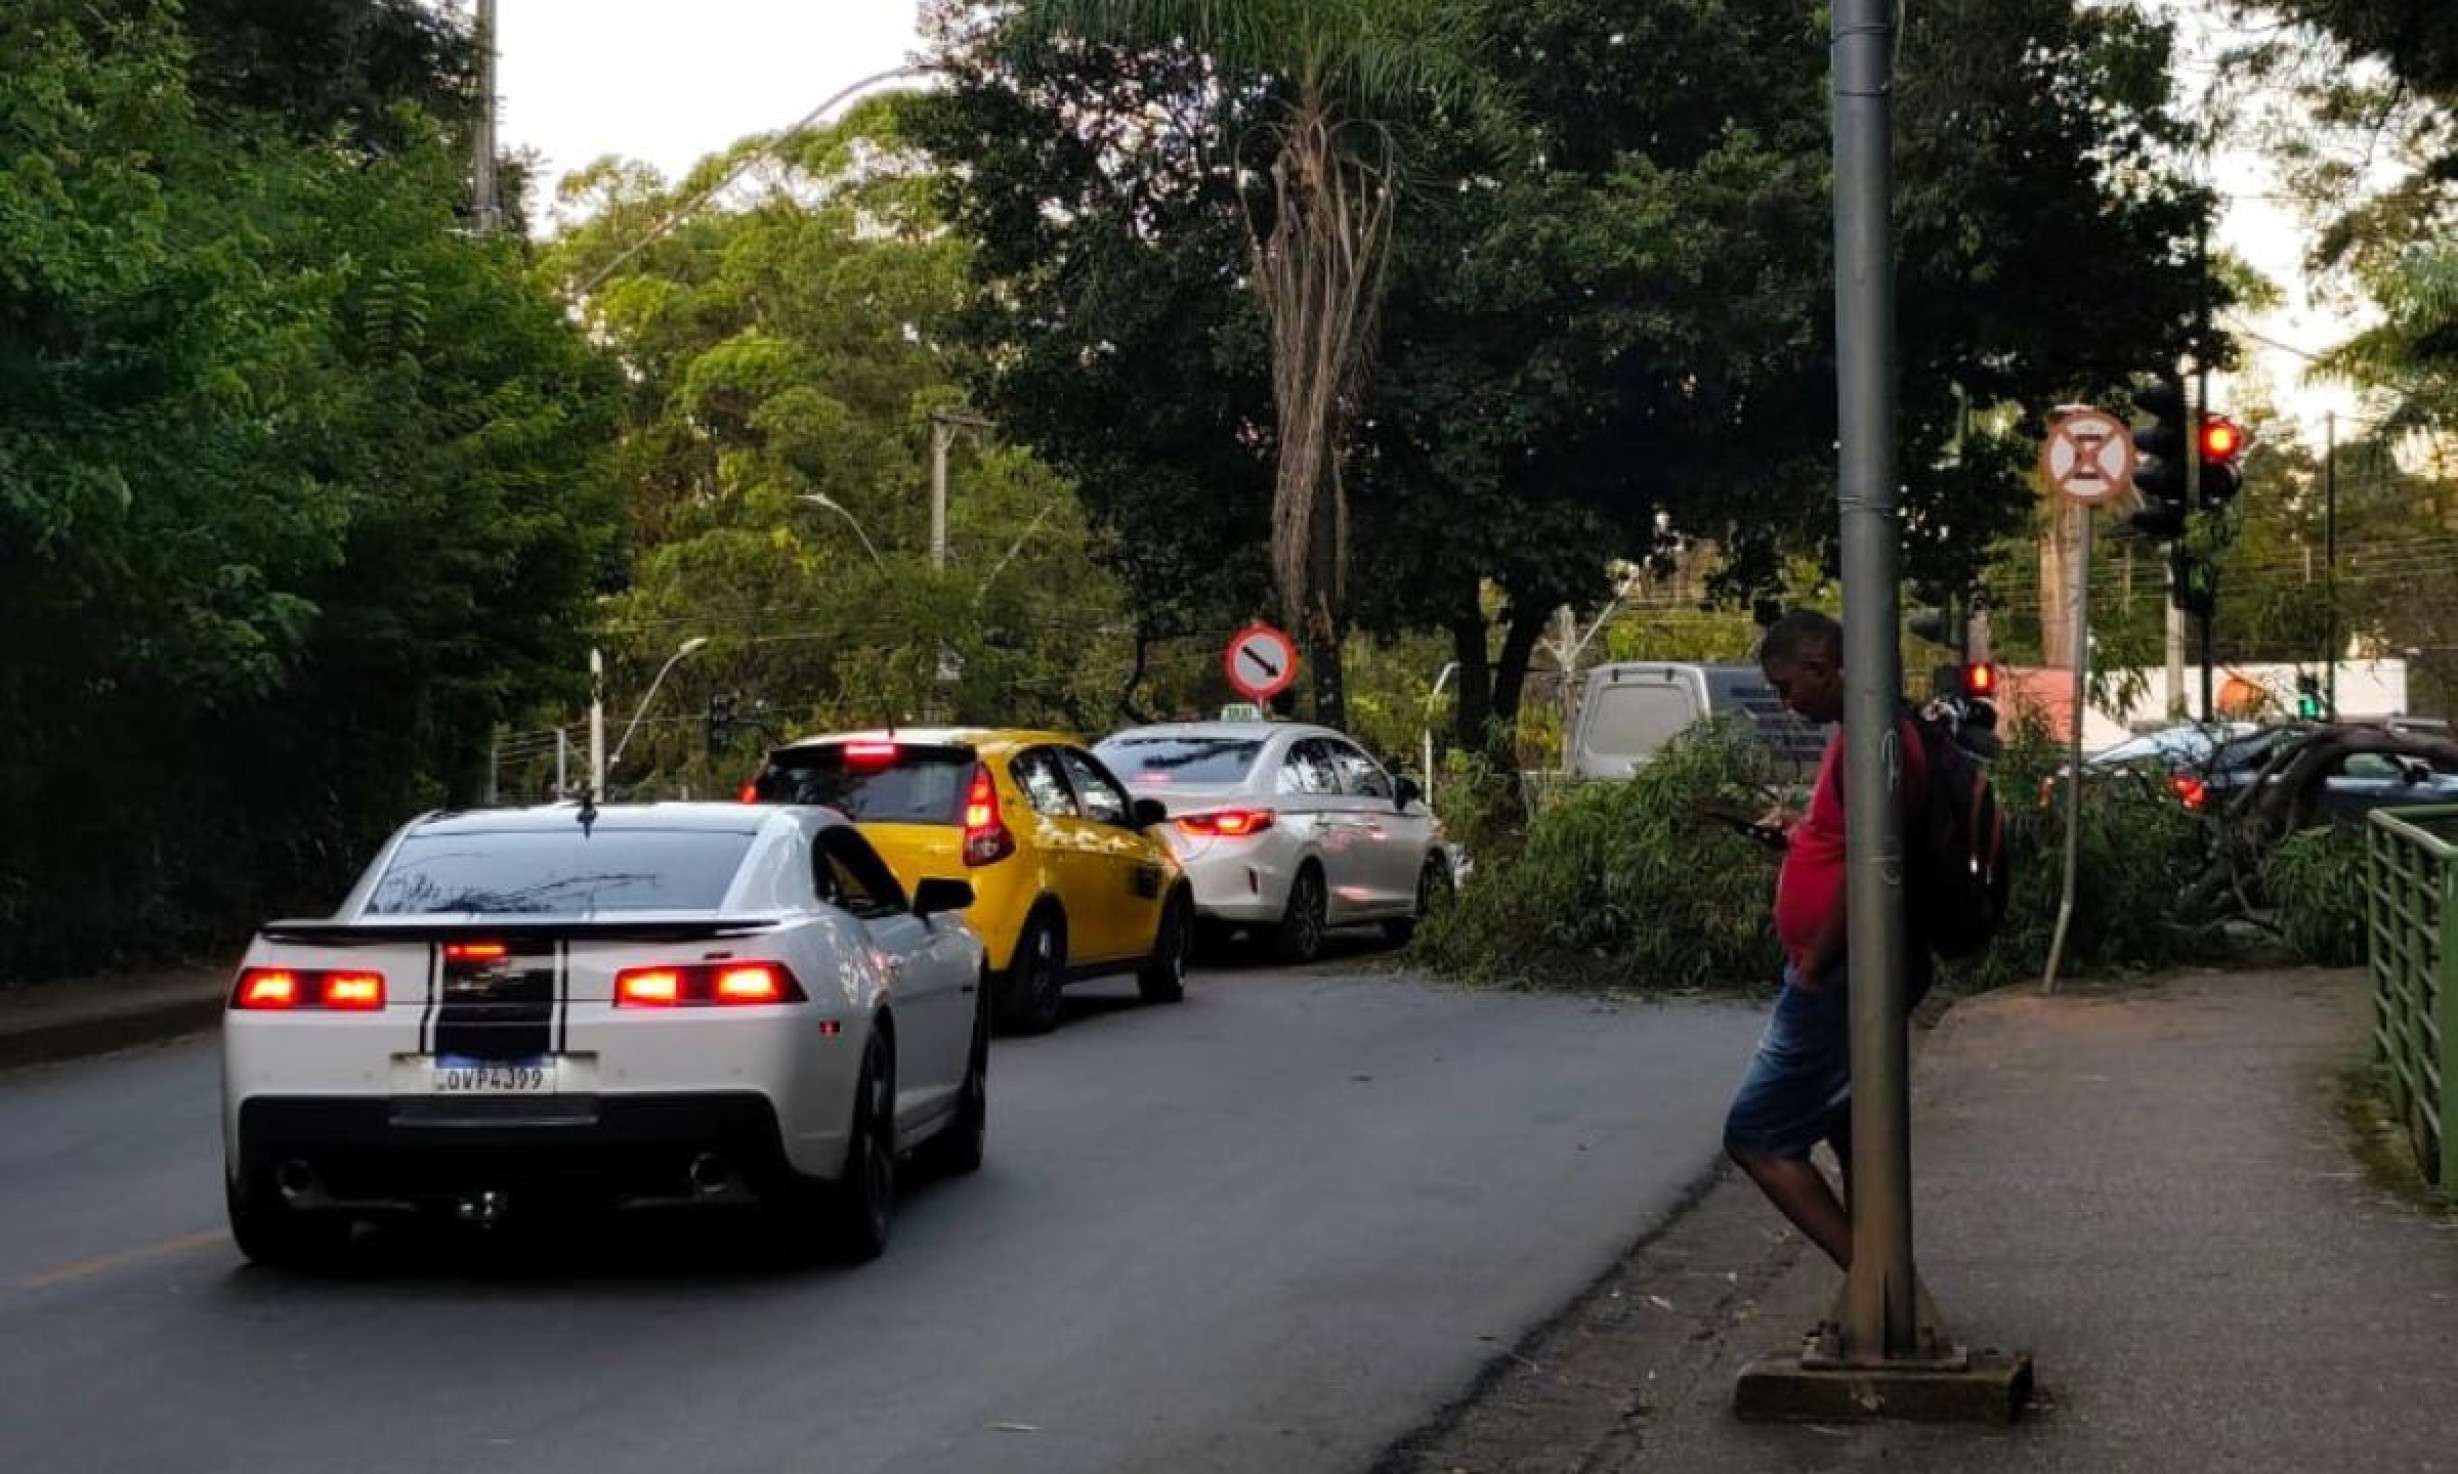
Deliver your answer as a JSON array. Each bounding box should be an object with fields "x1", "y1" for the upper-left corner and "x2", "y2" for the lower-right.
[{"x1": 1730, "y1": 1149, "x2": 1853, "y2": 1269}]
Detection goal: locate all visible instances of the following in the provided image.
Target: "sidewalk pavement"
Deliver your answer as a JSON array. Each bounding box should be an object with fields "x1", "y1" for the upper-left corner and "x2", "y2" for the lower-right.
[
  {"x1": 1388, "y1": 967, "x2": 2458, "y2": 1473},
  {"x1": 0, "y1": 964, "x2": 229, "y2": 1070}
]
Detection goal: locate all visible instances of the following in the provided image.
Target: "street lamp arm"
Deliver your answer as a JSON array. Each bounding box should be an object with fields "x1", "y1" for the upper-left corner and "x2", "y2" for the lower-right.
[
  {"x1": 609, "y1": 641, "x2": 707, "y2": 772},
  {"x1": 573, "y1": 64, "x2": 934, "y2": 298}
]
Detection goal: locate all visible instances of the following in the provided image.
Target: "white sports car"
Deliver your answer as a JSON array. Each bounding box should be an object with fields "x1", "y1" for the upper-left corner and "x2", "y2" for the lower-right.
[{"x1": 221, "y1": 802, "x2": 987, "y2": 1266}]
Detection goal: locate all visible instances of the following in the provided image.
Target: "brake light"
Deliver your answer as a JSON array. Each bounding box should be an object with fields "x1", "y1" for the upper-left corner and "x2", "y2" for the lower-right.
[
  {"x1": 739, "y1": 778, "x2": 760, "y2": 804},
  {"x1": 235, "y1": 969, "x2": 299, "y2": 1010},
  {"x1": 231, "y1": 967, "x2": 389, "y2": 1011},
  {"x1": 616, "y1": 968, "x2": 684, "y2": 1007},
  {"x1": 713, "y1": 964, "x2": 787, "y2": 1004},
  {"x1": 321, "y1": 972, "x2": 385, "y2": 1009},
  {"x1": 614, "y1": 962, "x2": 805, "y2": 1007},
  {"x1": 963, "y1": 763, "x2": 1016, "y2": 866},
  {"x1": 2169, "y1": 773, "x2": 2208, "y2": 811},
  {"x1": 443, "y1": 941, "x2": 507, "y2": 963},
  {"x1": 843, "y1": 742, "x2": 900, "y2": 765},
  {"x1": 1179, "y1": 809, "x2": 1275, "y2": 837}
]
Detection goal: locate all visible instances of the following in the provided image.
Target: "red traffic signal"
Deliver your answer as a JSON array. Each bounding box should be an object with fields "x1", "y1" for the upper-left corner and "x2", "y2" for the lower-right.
[
  {"x1": 1961, "y1": 661, "x2": 1999, "y2": 699},
  {"x1": 2198, "y1": 416, "x2": 2247, "y2": 463}
]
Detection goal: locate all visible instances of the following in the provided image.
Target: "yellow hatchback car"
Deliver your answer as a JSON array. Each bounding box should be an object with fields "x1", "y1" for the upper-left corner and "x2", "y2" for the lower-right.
[{"x1": 749, "y1": 729, "x2": 1193, "y2": 1034}]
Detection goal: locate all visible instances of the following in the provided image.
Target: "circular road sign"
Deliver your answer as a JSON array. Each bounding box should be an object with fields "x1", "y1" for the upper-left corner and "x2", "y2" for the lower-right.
[
  {"x1": 1223, "y1": 623, "x2": 1300, "y2": 704},
  {"x1": 2040, "y1": 408, "x2": 2137, "y2": 506}
]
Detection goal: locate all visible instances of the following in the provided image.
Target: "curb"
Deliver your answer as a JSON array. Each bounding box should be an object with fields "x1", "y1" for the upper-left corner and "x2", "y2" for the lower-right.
[{"x1": 0, "y1": 971, "x2": 230, "y2": 1072}]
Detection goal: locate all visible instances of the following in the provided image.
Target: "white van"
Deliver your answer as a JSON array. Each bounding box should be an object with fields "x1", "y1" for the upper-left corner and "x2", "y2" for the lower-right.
[{"x1": 1566, "y1": 662, "x2": 1826, "y2": 782}]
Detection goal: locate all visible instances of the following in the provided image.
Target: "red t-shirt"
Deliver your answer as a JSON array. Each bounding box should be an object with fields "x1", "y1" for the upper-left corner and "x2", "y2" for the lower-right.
[{"x1": 1773, "y1": 718, "x2": 1928, "y2": 967}]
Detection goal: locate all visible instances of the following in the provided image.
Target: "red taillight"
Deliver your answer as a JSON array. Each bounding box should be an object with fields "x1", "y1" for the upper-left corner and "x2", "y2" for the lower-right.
[
  {"x1": 713, "y1": 964, "x2": 787, "y2": 1004},
  {"x1": 963, "y1": 763, "x2": 1015, "y2": 866},
  {"x1": 1179, "y1": 809, "x2": 1275, "y2": 838},
  {"x1": 738, "y1": 779, "x2": 760, "y2": 804},
  {"x1": 443, "y1": 941, "x2": 507, "y2": 963},
  {"x1": 2169, "y1": 773, "x2": 2208, "y2": 811},
  {"x1": 232, "y1": 967, "x2": 388, "y2": 1011},
  {"x1": 615, "y1": 962, "x2": 805, "y2": 1008},
  {"x1": 616, "y1": 968, "x2": 684, "y2": 1007},
  {"x1": 235, "y1": 969, "x2": 299, "y2": 1010},
  {"x1": 844, "y1": 741, "x2": 901, "y2": 765},
  {"x1": 322, "y1": 972, "x2": 385, "y2": 1009}
]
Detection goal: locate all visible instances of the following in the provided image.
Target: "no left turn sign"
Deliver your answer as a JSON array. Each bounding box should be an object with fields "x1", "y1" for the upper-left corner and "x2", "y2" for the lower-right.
[
  {"x1": 1223, "y1": 623, "x2": 1300, "y2": 704},
  {"x1": 2040, "y1": 408, "x2": 2137, "y2": 506}
]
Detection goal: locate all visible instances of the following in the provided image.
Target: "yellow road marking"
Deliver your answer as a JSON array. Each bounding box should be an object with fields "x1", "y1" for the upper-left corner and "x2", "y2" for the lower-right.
[{"x1": 16, "y1": 1229, "x2": 226, "y2": 1289}]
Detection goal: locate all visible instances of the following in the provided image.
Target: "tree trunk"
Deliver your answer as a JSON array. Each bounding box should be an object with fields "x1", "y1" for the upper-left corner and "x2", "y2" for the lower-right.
[
  {"x1": 1484, "y1": 605, "x2": 1553, "y2": 771},
  {"x1": 1449, "y1": 607, "x2": 1492, "y2": 755},
  {"x1": 1305, "y1": 457, "x2": 1347, "y2": 728}
]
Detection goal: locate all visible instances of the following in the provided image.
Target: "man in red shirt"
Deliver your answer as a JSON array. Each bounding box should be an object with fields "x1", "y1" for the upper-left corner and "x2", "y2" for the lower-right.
[{"x1": 1723, "y1": 609, "x2": 1928, "y2": 1269}]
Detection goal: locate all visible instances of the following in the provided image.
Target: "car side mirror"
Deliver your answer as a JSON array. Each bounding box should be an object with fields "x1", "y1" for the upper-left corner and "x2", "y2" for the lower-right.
[
  {"x1": 913, "y1": 877, "x2": 975, "y2": 917},
  {"x1": 1132, "y1": 797, "x2": 1169, "y2": 829},
  {"x1": 1394, "y1": 776, "x2": 1424, "y2": 810}
]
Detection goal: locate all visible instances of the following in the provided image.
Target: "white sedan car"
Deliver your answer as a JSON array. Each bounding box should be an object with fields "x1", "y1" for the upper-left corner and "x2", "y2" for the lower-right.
[
  {"x1": 1094, "y1": 722, "x2": 1448, "y2": 962},
  {"x1": 222, "y1": 802, "x2": 986, "y2": 1267}
]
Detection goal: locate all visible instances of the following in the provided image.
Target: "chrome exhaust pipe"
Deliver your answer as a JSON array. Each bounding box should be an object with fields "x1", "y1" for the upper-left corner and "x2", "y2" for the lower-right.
[{"x1": 687, "y1": 1153, "x2": 733, "y2": 1198}]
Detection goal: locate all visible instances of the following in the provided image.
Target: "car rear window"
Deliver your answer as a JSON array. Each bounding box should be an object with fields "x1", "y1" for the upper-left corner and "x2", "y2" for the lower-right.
[
  {"x1": 1096, "y1": 736, "x2": 1264, "y2": 785},
  {"x1": 755, "y1": 744, "x2": 973, "y2": 823},
  {"x1": 366, "y1": 829, "x2": 754, "y2": 915}
]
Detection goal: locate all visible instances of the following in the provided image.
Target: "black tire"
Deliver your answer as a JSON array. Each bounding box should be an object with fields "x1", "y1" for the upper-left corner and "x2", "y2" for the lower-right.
[
  {"x1": 997, "y1": 912, "x2": 1066, "y2": 1036},
  {"x1": 831, "y1": 1030, "x2": 897, "y2": 1260},
  {"x1": 1138, "y1": 889, "x2": 1193, "y2": 1004},
  {"x1": 1273, "y1": 863, "x2": 1329, "y2": 965},
  {"x1": 225, "y1": 1174, "x2": 350, "y2": 1271},
  {"x1": 929, "y1": 981, "x2": 989, "y2": 1176},
  {"x1": 1384, "y1": 854, "x2": 1453, "y2": 945}
]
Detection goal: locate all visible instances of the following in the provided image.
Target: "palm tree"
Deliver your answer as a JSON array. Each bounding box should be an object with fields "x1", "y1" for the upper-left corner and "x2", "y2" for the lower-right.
[{"x1": 1015, "y1": 0, "x2": 1477, "y2": 720}]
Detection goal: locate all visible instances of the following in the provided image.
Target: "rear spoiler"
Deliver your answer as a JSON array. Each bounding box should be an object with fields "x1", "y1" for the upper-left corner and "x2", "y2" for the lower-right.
[{"x1": 259, "y1": 915, "x2": 786, "y2": 946}]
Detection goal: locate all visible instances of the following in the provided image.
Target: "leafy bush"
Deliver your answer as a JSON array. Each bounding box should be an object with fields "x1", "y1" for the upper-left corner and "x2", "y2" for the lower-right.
[
  {"x1": 1946, "y1": 709, "x2": 2215, "y2": 989},
  {"x1": 1417, "y1": 707, "x2": 2221, "y2": 994},
  {"x1": 2263, "y1": 825, "x2": 2368, "y2": 966},
  {"x1": 1416, "y1": 720, "x2": 1786, "y2": 990}
]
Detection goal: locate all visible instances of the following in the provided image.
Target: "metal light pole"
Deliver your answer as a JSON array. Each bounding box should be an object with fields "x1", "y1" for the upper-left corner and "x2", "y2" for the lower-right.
[
  {"x1": 800, "y1": 493, "x2": 887, "y2": 571},
  {"x1": 1737, "y1": 0, "x2": 2033, "y2": 1415},
  {"x1": 928, "y1": 408, "x2": 995, "y2": 572},
  {"x1": 1828, "y1": 0, "x2": 1918, "y2": 1364},
  {"x1": 471, "y1": 0, "x2": 500, "y2": 235},
  {"x1": 609, "y1": 636, "x2": 710, "y2": 773},
  {"x1": 2191, "y1": 221, "x2": 2212, "y2": 722},
  {"x1": 2325, "y1": 411, "x2": 2339, "y2": 716},
  {"x1": 588, "y1": 648, "x2": 606, "y2": 804}
]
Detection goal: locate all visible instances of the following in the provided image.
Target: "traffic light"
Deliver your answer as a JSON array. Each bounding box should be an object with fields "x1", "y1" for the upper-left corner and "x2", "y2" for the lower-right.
[
  {"x1": 2295, "y1": 672, "x2": 2322, "y2": 719},
  {"x1": 2197, "y1": 414, "x2": 2248, "y2": 509},
  {"x1": 2128, "y1": 380, "x2": 2190, "y2": 538},
  {"x1": 2170, "y1": 544, "x2": 2216, "y2": 618},
  {"x1": 705, "y1": 691, "x2": 736, "y2": 755},
  {"x1": 1961, "y1": 660, "x2": 2000, "y2": 700}
]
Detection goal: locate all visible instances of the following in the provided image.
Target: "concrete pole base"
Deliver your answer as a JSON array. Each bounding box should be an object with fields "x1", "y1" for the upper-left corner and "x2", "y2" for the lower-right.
[{"x1": 1733, "y1": 1348, "x2": 2034, "y2": 1425}]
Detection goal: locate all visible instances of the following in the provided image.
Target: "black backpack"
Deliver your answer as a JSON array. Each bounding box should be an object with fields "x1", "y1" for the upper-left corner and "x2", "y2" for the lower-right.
[{"x1": 1904, "y1": 706, "x2": 2010, "y2": 959}]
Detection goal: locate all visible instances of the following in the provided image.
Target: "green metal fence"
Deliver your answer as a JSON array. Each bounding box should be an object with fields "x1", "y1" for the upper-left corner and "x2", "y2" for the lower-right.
[{"x1": 2365, "y1": 805, "x2": 2458, "y2": 1187}]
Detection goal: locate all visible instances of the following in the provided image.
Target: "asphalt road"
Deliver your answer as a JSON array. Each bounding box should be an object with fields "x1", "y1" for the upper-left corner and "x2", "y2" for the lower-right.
[{"x1": 0, "y1": 957, "x2": 1762, "y2": 1474}]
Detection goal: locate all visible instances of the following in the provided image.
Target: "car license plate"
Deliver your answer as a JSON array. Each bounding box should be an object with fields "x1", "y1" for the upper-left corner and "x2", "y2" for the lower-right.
[{"x1": 431, "y1": 1056, "x2": 556, "y2": 1094}]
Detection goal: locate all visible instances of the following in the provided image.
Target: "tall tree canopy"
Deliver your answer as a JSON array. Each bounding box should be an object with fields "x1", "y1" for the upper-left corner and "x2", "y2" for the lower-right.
[
  {"x1": 0, "y1": 0, "x2": 617, "y2": 977},
  {"x1": 916, "y1": 0, "x2": 2221, "y2": 756}
]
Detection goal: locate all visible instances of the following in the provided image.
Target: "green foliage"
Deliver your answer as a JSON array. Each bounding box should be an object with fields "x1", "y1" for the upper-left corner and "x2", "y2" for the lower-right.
[
  {"x1": 0, "y1": 1, "x2": 618, "y2": 977},
  {"x1": 2263, "y1": 825, "x2": 2370, "y2": 966},
  {"x1": 1416, "y1": 709, "x2": 2219, "y2": 994},
  {"x1": 1414, "y1": 720, "x2": 1787, "y2": 990},
  {"x1": 1949, "y1": 709, "x2": 2213, "y2": 989},
  {"x1": 539, "y1": 100, "x2": 1137, "y2": 797}
]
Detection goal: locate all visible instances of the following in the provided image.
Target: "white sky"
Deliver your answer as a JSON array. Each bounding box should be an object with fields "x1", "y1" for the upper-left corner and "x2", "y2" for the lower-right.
[{"x1": 488, "y1": 0, "x2": 2363, "y2": 447}]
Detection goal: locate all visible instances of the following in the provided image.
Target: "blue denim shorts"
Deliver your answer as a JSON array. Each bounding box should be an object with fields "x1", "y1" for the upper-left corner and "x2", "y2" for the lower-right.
[{"x1": 1723, "y1": 957, "x2": 1931, "y2": 1161}]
